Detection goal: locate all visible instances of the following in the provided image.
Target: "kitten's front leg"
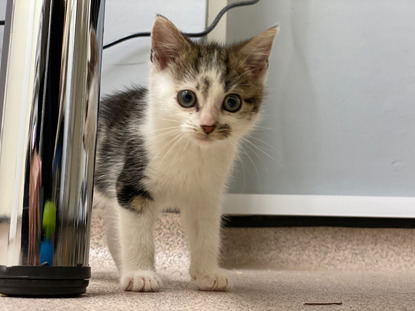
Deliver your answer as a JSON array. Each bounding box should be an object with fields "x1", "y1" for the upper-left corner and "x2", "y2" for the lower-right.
[
  {"x1": 118, "y1": 202, "x2": 162, "y2": 292},
  {"x1": 181, "y1": 200, "x2": 231, "y2": 291}
]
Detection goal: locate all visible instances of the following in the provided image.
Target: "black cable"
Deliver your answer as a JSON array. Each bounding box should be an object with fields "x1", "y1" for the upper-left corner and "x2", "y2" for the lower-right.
[
  {"x1": 103, "y1": 0, "x2": 259, "y2": 50},
  {"x1": 0, "y1": 20, "x2": 5, "y2": 26},
  {"x1": 103, "y1": 31, "x2": 151, "y2": 50}
]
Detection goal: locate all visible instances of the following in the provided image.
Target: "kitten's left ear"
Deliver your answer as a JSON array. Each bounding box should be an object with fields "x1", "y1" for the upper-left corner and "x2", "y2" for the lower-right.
[
  {"x1": 238, "y1": 26, "x2": 279, "y2": 78},
  {"x1": 151, "y1": 15, "x2": 191, "y2": 70}
]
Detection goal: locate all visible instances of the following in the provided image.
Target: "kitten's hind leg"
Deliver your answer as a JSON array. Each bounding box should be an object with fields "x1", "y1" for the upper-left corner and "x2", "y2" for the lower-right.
[
  {"x1": 118, "y1": 199, "x2": 162, "y2": 292},
  {"x1": 93, "y1": 190, "x2": 122, "y2": 269},
  {"x1": 104, "y1": 198, "x2": 122, "y2": 270}
]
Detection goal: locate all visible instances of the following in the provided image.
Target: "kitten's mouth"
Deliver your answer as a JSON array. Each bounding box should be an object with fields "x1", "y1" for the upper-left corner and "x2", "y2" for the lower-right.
[
  {"x1": 194, "y1": 133, "x2": 217, "y2": 143},
  {"x1": 198, "y1": 134, "x2": 215, "y2": 143}
]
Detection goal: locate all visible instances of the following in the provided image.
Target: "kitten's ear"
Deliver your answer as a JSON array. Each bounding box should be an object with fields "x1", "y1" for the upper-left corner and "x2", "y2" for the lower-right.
[
  {"x1": 238, "y1": 26, "x2": 279, "y2": 78},
  {"x1": 151, "y1": 15, "x2": 191, "y2": 70}
]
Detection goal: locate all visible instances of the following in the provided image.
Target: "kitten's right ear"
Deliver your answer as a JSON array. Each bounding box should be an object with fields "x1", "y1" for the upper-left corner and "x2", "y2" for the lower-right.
[{"x1": 151, "y1": 15, "x2": 190, "y2": 70}]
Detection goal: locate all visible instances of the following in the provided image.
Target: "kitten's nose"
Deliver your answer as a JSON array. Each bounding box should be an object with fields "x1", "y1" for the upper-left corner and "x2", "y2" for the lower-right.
[{"x1": 201, "y1": 124, "x2": 216, "y2": 135}]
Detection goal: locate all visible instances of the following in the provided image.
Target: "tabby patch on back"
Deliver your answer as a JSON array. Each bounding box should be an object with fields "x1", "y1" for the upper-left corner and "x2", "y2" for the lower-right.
[{"x1": 94, "y1": 15, "x2": 278, "y2": 292}]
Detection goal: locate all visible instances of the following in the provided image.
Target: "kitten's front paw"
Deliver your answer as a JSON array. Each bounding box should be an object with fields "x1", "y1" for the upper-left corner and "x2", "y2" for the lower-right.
[
  {"x1": 192, "y1": 269, "x2": 231, "y2": 291},
  {"x1": 120, "y1": 270, "x2": 163, "y2": 292}
]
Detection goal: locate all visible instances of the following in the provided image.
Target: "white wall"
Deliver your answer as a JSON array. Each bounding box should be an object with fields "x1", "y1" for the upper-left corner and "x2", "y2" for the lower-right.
[{"x1": 226, "y1": 0, "x2": 415, "y2": 199}]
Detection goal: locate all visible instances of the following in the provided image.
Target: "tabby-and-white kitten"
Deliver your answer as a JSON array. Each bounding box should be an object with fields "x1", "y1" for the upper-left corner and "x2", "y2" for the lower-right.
[{"x1": 94, "y1": 16, "x2": 278, "y2": 292}]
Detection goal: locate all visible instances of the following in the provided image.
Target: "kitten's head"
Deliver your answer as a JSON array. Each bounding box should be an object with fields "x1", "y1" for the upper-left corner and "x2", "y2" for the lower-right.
[{"x1": 148, "y1": 16, "x2": 278, "y2": 146}]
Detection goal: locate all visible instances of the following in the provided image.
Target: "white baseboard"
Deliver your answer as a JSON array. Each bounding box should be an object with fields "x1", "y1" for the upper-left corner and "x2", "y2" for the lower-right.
[{"x1": 223, "y1": 194, "x2": 415, "y2": 218}]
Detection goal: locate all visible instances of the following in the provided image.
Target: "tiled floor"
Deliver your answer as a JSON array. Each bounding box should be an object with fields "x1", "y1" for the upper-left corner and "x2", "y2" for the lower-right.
[{"x1": 2, "y1": 211, "x2": 415, "y2": 310}]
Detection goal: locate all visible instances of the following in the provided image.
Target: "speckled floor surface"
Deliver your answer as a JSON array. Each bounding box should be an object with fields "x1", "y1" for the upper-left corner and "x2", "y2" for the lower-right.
[{"x1": 2, "y1": 210, "x2": 415, "y2": 310}]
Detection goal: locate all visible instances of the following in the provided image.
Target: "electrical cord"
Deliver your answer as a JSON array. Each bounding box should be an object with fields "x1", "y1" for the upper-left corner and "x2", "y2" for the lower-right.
[{"x1": 103, "y1": 0, "x2": 259, "y2": 50}]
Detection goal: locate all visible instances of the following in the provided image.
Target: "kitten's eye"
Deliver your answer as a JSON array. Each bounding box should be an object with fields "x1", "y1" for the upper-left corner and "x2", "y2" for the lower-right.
[
  {"x1": 222, "y1": 94, "x2": 242, "y2": 113},
  {"x1": 177, "y1": 90, "x2": 197, "y2": 108}
]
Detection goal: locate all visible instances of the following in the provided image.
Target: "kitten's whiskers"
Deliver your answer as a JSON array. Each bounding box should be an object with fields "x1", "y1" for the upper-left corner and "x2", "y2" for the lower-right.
[
  {"x1": 240, "y1": 147, "x2": 261, "y2": 180},
  {"x1": 158, "y1": 132, "x2": 186, "y2": 166}
]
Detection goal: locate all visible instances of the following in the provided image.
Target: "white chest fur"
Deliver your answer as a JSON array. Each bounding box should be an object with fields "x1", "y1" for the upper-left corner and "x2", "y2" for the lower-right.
[{"x1": 143, "y1": 132, "x2": 237, "y2": 208}]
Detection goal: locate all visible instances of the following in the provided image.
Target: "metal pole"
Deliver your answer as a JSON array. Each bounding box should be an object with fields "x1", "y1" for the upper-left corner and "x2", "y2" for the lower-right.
[{"x1": 0, "y1": 0, "x2": 105, "y2": 296}]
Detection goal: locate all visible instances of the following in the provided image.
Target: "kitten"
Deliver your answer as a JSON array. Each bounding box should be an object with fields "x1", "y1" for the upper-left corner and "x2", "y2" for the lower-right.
[{"x1": 93, "y1": 15, "x2": 278, "y2": 292}]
